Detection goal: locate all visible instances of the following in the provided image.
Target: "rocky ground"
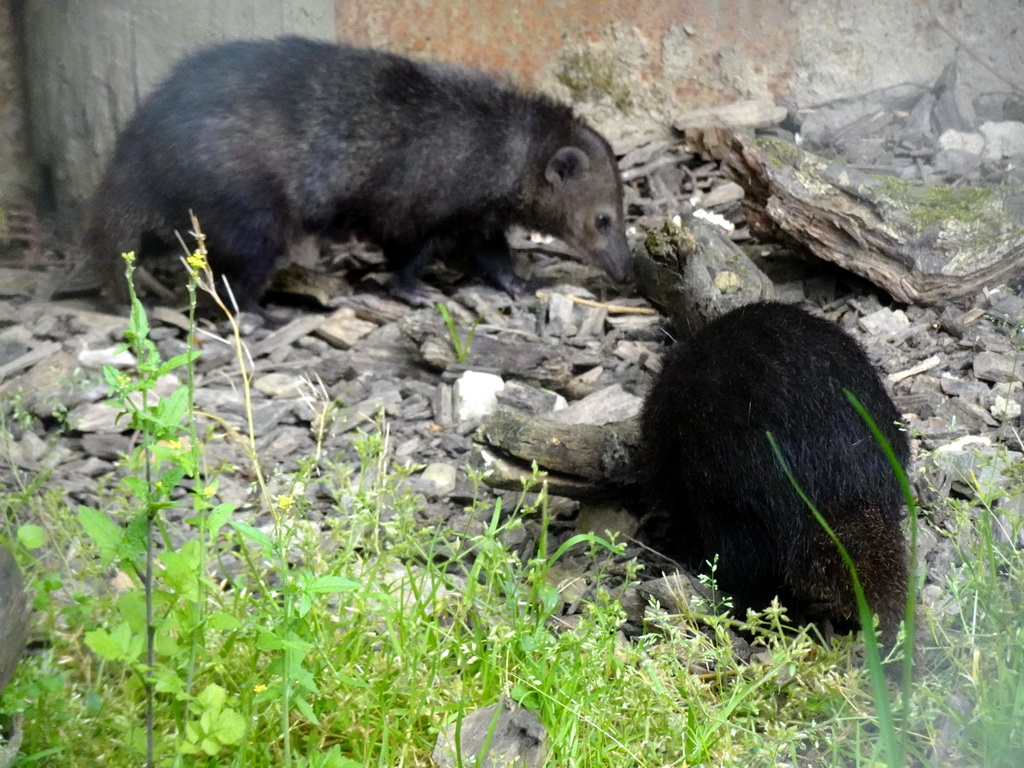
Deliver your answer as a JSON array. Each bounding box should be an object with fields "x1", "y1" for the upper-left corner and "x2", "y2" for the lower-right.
[{"x1": 2, "y1": 89, "x2": 1024, "y2": 655}]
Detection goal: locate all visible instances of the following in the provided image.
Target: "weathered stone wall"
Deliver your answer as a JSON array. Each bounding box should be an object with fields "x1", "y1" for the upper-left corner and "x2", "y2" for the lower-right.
[
  {"x1": 16, "y1": 0, "x2": 1022, "y2": 229},
  {"x1": 336, "y1": 0, "x2": 1021, "y2": 144},
  {"x1": 21, "y1": 0, "x2": 334, "y2": 227},
  {"x1": 0, "y1": 1, "x2": 30, "y2": 204}
]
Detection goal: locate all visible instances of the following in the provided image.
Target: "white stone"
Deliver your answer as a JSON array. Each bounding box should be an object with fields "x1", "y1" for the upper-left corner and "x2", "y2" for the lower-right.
[
  {"x1": 452, "y1": 371, "x2": 505, "y2": 422},
  {"x1": 938, "y1": 129, "x2": 985, "y2": 155},
  {"x1": 979, "y1": 120, "x2": 1024, "y2": 160},
  {"x1": 990, "y1": 395, "x2": 1022, "y2": 421},
  {"x1": 77, "y1": 345, "x2": 137, "y2": 368}
]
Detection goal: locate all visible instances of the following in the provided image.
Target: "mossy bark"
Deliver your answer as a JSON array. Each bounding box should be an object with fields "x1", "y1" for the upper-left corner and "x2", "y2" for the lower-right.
[{"x1": 725, "y1": 132, "x2": 1024, "y2": 304}]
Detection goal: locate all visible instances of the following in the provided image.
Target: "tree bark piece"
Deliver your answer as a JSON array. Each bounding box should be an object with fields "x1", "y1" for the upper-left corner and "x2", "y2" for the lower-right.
[
  {"x1": 723, "y1": 131, "x2": 1024, "y2": 304},
  {"x1": 475, "y1": 409, "x2": 641, "y2": 497}
]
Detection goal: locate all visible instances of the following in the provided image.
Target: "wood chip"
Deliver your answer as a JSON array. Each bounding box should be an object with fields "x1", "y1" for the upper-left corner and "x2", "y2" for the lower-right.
[
  {"x1": 247, "y1": 314, "x2": 326, "y2": 359},
  {"x1": 888, "y1": 355, "x2": 941, "y2": 383}
]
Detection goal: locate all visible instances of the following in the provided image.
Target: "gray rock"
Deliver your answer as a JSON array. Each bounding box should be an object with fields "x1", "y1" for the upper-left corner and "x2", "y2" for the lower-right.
[
  {"x1": 549, "y1": 383, "x2": 643, "y2": 425},
  {"x1": 315, "y1": 307, "x2": 377, "y2": 349},
  {"x1": 545, "y1": 292, "x2": 578, "y2": 338},
  {"x1": 932, "y1": 436, "x2": 1023, "y2": 497},
  {"x1": 495, "y1": 381, "x2": 567, "y2": 416},
  {"x1": 0, "y1": 327, "x2": 31, "y2": 367},
  {"x1": 575, "y1": 503, "x2": 639, "y2": 540},
  {"x1": 575, "y1": 305, "x2": 608, "y2": 338},
  {"x1": 932, "y1": 148, "x2": 982, "y2": 179},
  {"x1": 333, "y1": 393, "x2": 403, "y2": 433},
  {"x1": 973, "y1": 350, "x2": 1024, "y2": 383},
  {"x1": 250, "y1": 399, "x2": 299, "y2": 436},
  {"x1": 938, "y1": 374, "x2": 989, "y2": 401},
  {"x1": 417, "y1": 463, "x2": 458, "y2": 497},
  {"x1": 0, "y1": 546, "x2": 29, "y2": 695},
  {"x1": 988, "y1": 384, "x2": 1023, "y2": 420},
  {"x1": 433, "y1": 697, "x2": 547, "y2": 768},
  {"x1": 77, "y1": 344, "x2": 137, "y2": 368},
  {"x1": 253, "y1": 372, "x2": 307, "y2": 399},
  {"x1": 65, "y1": 401, "x2": 127, "y2": 433},
  {"x1": 858, "y1": 307, "x2": 910, "y2": 337},
  {"x1": 80, "y1": 433, "x2": 128, "y2": 461},
  {"x1": 0, "y1": 350, "x2": 80, "y2": 418},
  {"x1": 432, "y1": 382, "x2": 454, "y2": 426}
]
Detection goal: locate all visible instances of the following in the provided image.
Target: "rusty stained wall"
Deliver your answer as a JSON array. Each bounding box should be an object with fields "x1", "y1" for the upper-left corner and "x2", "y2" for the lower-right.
[
  {"x1": 0, "y1": 1, "x2": 31, "y2": 204},
  {"x1": 335, "y1": 0, "x2": 799, "y2": 141},
  {"x1": 336, "y1": 0, "x2": 798, "y2": 102},
  {"x1": 335, "y1": 0, "x2": 1018, "y2": 144}
]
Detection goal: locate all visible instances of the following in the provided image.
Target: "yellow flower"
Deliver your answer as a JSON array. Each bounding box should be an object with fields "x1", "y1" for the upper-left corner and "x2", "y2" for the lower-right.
[
  {"x1": 186, "y1": 250, "x2": 209, "y2": 273},
  {"x1": 276, "y1": 495, "x2": 295, "y2": 511},
  {"x1": 253, "y1": 684, "x2": 268, "y2": 693}
]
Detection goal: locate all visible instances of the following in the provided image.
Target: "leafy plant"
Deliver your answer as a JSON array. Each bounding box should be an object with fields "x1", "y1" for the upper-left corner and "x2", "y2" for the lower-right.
[{"x1": 435, "y1": 302, "x2": 481, "y2": 364}]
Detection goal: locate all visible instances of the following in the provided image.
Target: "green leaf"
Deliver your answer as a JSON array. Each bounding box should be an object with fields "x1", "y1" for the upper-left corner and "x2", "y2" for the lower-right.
[
  {"x1": 120, "y1": 475, "x2": 148, "y2": 501},
  {"x1": 230, "y1": 520, "x2": 276, "y2": 550},
  {"x1": 85, "y1": 621, "x2": 140, "y2": 662},
  {"x1": 196, "y1": 682, "x2": 228, "y2": 711},
  {"x1": 305, "y1": 575, "x2": 361, "y2": 594},
  {"x1": 202, "y1": 502, "x2": 234, "y2": 537},
  {"x1": 156, "y1": 387, "x2": 190, "y2": 428},
  {"x1": 293, "y1": 695, "x2": 320, "y2": 725},
  {"x1": 17, "y1": 524, "x2": 46, "y2": 549},
  {"x1": 84, "y1": 628, "x2": 122, "y2": 661},
  {"x1": 255, "y1": 628, "x2": 285, "y2": 651},
  {"x1": 206, "y1": 611, "x2": 243, "y2": 631},
  {"x1": 212, "y1": 706, "x2": 246, "y2": 745},
  {"x1": 157, "y1": 349, "x2": 201, "y2": 377},
  {"x1": 539, "y1": 584, "x2": 560, "y2": 616},
  {"x1": 118, "y1": 511, "x2": 149, "y2": 564},
  {"x1": 160, "y1": 540, "x2": 202, "y2": 603},
  {"x1": 77, "y1": 505, "x2": 123, "y2": 567}
]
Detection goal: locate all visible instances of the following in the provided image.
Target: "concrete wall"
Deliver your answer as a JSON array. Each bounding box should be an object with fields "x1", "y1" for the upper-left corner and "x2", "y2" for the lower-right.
[
  {"x1": 18, "y1": 0, "x2": 1023, "y2": 229},
  {"x1": 22, "y1": 0, "x2": 334, "y2": 224},
  {"x1": 0, "y1": 1, "x2": 30, "y2": 204},
  {"x1": 336, "y1": 0, "x2": 1021, "y2": 143}
]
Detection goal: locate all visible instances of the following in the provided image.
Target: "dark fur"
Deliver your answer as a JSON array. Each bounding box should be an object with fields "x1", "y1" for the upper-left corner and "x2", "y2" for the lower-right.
[
  {"x1": 84, "y1": 37, "x2": 630, "y2": 306},
  {"x1": 640, "y1": 302, "x2": 911, "y2": 653}
]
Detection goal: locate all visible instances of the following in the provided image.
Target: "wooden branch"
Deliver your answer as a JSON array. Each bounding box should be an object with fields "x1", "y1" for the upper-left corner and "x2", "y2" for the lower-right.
[{"x1": 632, "y1": 215, "x2": 775, "y2": 340}]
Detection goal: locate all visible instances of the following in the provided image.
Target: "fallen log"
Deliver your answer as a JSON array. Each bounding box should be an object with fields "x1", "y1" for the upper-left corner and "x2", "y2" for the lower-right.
[
  {"x1": 474, "y1": 409, "x2": 641, "y2": 498},
  {"x1": 723, "y1": 131, "x2": 1024, "y2": 304}
]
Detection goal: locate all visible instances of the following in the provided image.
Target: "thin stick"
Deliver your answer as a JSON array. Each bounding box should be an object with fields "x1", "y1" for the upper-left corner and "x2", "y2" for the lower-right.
[{"x1": 534, "y1": 291, "x2": 658, "y2": 316}]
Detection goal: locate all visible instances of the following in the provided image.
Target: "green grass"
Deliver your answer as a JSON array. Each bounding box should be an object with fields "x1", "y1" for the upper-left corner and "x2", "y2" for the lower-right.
[{"x1": 1, "y1": 241, "x2": 1023, "y2": 765}]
